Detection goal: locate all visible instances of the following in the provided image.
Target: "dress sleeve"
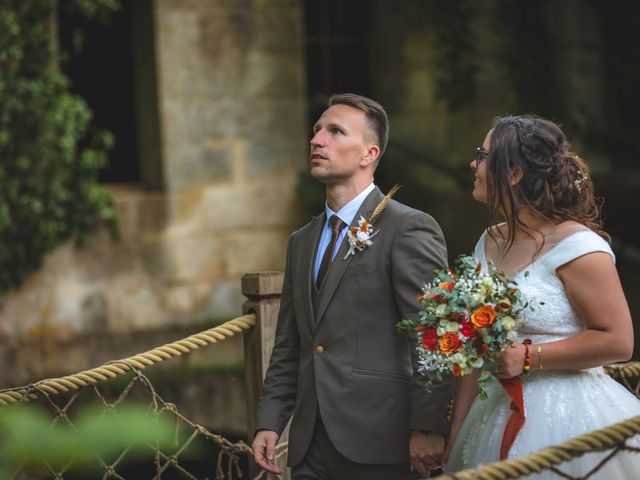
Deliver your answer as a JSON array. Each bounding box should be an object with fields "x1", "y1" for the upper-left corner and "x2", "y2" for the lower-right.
[
  {"x1": 473, "y1": 230, "x2": 486, "y2": 258},
  {"x1": 473, "y1": 229, "x2": 488, "y2": 270},
  {"x1": 543, "y1": 230, "x2": 615, "y2": 274}
]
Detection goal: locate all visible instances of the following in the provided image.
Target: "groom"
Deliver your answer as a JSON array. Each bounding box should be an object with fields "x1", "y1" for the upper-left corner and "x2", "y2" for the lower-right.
[{"x1": 251, "y1": 93, "x2": 454, "y2": 479}]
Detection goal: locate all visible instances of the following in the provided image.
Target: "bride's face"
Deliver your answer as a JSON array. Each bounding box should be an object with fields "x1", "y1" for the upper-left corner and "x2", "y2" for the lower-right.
[{"x1": 471, "y1": 130, "x2": 492, "y2": 203}]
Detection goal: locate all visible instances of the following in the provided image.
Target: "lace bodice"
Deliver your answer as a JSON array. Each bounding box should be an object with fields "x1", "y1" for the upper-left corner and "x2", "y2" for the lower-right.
[{"x1": 474, "y1": 229, "x2": 615, "y2": 344}]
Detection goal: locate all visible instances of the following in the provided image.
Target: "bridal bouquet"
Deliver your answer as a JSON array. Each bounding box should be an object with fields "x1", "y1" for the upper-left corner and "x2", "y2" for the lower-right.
[{"x1": 397, "y1": 255, "x2": 527, "y2": 398}]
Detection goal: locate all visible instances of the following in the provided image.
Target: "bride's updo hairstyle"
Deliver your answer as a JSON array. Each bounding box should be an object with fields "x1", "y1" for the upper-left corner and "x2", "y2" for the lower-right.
[{"x1": 486, "y1": 114, "x2": 608, "y2": 247}]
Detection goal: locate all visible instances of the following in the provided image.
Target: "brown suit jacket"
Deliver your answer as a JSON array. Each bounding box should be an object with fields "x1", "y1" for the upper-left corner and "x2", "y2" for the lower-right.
[{"x1": 256, "y1": 187, "x2": 454, "y2": 466}]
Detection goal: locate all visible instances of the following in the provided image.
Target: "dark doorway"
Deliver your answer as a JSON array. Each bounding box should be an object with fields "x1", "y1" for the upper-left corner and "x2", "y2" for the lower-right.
[
  {"x1": 304, "y1": 0, "x2": 372, "y2": 124},
  {"x1": 58, "y1": 2, "x2": 139, "y2": 183}
]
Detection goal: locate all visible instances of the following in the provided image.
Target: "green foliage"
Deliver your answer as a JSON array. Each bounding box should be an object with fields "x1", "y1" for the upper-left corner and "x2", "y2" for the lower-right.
[
  {"x1": 61, "y1": 0, "x2": 121, "y2": 22},
  {"x1": 430, "y1": 0, "x2": 478, "y2": 111},
  {"x1": 0, "y1": 0, "x2": 119, "y2": 293},
  {"x1": 0, "y1": 403, "x2": 175, "y2": 477}
]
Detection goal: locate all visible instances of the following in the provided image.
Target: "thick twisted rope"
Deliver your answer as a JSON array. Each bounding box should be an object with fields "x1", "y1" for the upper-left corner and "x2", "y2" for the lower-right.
[
  {"x1": 0, "y1": 314, "x2": 256, "y2": 406},
  {"x1": 604, "y1": 362, "x2": 640, "y2": 395},
  {"x1": 437, "y1": 415, "x2": 640, "y2": 479},
  {"x1": 604, "y1": 362, "x2": 640, "y2": 378}
]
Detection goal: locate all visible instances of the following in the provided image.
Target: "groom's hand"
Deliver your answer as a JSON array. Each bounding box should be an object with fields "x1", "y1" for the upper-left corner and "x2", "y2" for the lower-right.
[
  {"x1": 252, "y1": 429, "x2": 282, "y2": 474},
  {"x1": 410, "y1": 431, "x2": 445, "y2": 474}
]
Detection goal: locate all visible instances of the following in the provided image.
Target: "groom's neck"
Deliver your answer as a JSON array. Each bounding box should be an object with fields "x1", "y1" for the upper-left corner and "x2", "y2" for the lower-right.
[{"x1": 325, "y1": 178, "x2": 373, "y2": 212}]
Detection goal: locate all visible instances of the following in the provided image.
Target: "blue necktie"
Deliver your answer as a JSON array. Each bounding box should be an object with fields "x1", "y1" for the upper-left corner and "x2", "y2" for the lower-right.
[{"x1": 316, "y1": 215, "x2": 346, "y2": 287}]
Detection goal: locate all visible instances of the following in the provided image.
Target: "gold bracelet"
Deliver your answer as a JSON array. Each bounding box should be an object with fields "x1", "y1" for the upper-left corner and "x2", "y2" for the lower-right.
[{"x1": 537, "y1": 345, "x2": 543, "y2": 370}]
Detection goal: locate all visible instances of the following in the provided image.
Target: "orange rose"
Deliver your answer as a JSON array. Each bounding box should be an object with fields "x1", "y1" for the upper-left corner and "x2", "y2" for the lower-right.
[
  {"x1": 452, "y1": 364, "x2": 463, "y2": 376},
  {"x1": 470, "y1": 305, "x2": 496, "y2": 329},
  {"x1": 438, "y1": 332, "x2": 461, "y2": 355},
  {"x1": 438, "y1": 281, "x2": 454, "y2": 292}
]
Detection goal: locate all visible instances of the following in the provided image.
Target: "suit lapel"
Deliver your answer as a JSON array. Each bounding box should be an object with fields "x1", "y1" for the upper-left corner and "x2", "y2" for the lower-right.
[
  {"x1": 301, "y1": 213, "x2": 325, "y2": 326},
  {"x1": 315, "y1": 187, "x2": 384, "y2": 324}
]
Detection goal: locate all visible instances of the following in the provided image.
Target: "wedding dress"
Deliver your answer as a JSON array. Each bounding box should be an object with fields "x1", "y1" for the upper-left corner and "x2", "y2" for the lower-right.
[{"x1": 445, "y1": 228, "x2": 640, "y2": 478}]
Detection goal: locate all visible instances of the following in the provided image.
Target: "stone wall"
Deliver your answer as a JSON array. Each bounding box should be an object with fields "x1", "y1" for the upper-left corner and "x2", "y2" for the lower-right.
[{"x1": 0, "y1": 0, "x2": 308, "y2": 387}]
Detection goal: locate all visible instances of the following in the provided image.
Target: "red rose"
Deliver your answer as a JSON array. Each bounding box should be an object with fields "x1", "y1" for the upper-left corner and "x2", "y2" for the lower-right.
[
  {"x1": 460, "y1": 319, "x2": 475, "y2": 337},
  {"x1": 420, "y1": 327, "x2": 438, "y2": 350}
]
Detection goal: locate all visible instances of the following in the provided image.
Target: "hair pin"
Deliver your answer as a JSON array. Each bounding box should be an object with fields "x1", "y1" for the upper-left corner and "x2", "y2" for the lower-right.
[{"x1": 574, "y1": 170, "x2": 588, "y2": 193}]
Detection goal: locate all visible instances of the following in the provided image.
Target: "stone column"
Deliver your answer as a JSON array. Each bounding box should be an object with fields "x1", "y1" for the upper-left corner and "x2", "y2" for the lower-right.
[{"x1": 148, "y1": 0, "x2": 308, "y2": 318}]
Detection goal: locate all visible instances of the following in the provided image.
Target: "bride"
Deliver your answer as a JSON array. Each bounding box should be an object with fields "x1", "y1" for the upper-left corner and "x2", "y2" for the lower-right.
[{"x1": 444, "y1": 115, "x2": 640, "y2": 478}]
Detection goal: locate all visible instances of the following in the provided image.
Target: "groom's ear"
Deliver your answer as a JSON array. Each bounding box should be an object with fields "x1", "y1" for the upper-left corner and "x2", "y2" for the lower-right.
[{"x1": 360, "y1": 144, "x2": 381, "y2": 168}]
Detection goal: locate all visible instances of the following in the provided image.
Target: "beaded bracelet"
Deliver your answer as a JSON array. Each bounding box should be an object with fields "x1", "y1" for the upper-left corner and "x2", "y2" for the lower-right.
[{"x1": 522, "y1": 339, "x2": 532, "y2": 375}]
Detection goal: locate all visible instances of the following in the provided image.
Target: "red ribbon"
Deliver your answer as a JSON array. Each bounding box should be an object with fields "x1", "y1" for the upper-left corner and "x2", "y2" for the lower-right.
[{"x1": 499, "y1": 377, "x2": 525, "y2": 460}]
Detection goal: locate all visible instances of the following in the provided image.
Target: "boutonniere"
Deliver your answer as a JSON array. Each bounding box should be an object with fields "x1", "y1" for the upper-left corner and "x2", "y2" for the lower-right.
[{"x1": 344, "y1": 184, "x2": 400, "y2": 259}]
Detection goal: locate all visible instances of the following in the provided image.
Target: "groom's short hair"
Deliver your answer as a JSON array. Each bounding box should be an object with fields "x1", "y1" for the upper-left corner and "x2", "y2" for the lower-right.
[{"x1": 329, "y1": 93, "x2": 389, "y2": 158}]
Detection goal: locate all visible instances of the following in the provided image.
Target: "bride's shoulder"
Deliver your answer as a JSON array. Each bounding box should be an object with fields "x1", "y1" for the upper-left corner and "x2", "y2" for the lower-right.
[
  {"x1": 552, "y1": 221, "x2": 608, "y2": 246},
  {"x1": 553, "y1": 220, "x2": 589, "y2": 236},
  {"x1": 481, "y1": 222, "x2": 508, "y2": 241},
  {"x1": 547, "y1": 222, "x2": 614, "y2": 268}
]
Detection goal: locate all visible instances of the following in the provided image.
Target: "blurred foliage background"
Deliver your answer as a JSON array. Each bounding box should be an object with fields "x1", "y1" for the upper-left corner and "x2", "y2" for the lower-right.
[
  {"x1": 1, "y1": 0, "x2": 639, "y2": 347},
  {"x1": 0, "y1": 0, "x2": 119, "y2": 293},
  {"x1": 300, "y1": 0, "x2": 640, "y2": 355},
  {"x1": 0, "y1": 1, "x2": 639, "y2": 475}
]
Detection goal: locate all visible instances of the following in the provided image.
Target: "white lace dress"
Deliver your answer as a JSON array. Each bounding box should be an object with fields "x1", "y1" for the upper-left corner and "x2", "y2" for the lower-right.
[{"x1": 445, "y1": 230, "x2": 640, "y2": 478}]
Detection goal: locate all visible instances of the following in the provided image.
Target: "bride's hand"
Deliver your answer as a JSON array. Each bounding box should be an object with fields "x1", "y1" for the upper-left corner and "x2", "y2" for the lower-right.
[{"x1": 493, "y1": 343, "x2": 527, "y2": 378}]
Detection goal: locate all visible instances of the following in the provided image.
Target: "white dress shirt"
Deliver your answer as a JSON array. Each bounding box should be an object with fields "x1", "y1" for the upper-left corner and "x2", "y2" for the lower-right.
[{"x1": 313, "y1": 183, "x2": 376, "y2": 282}]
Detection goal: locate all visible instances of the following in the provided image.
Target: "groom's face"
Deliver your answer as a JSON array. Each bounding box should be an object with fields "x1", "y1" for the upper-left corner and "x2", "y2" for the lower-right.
[{"x1": 309, "y1": 104, "x2": 374, "y2": 184}]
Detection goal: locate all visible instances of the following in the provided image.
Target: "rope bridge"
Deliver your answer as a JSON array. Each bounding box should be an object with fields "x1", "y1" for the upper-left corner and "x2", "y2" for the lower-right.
[
  {"x1": 0, "y1": 314, "x2": 285, "y2": 480},
  {"x1": 0, "y1": 314, "x2": 256, "y2": 406},
  {"x1": 0, "y1": 311, "x2": 638, "y2": 479}
]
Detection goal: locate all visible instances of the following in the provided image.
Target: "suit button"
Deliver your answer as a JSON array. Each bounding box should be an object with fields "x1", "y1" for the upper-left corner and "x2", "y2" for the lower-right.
[{"x1": 315, "y1": 345, "x2": 324, "y2": 354}]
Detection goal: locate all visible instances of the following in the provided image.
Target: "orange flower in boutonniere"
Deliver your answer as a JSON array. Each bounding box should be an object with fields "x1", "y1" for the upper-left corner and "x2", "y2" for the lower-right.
[{"x1": 344, "y1": 184, "x2": 400, "y2": 259}]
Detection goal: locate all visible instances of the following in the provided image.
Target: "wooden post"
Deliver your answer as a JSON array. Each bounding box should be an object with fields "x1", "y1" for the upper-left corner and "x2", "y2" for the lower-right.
[{"x1": 242, "y1": 271, "x2": 289, "y2": 479}]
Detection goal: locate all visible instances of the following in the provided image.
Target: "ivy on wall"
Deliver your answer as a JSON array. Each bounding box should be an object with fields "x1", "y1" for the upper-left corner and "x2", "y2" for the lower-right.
[{"x1": 0, "y1": 0, "x2": 119, "y2": 293}]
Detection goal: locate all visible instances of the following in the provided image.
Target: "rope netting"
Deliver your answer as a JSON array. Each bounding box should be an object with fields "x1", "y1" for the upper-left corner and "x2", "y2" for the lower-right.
[
  {"x1": 0, "y1": 315, "x2": 638, "y2": 479},
  {"x1": 0, "y1": 314, "x2": 291, "y2": 480},
  {"x1": 5, "y1": 366, "x2": 252, "y2": 479}
]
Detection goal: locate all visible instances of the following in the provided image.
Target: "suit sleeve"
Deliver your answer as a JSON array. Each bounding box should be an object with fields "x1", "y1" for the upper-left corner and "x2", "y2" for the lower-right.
[
  {"x1": 390, "y1": 211, "x2": 455, "y2": 437},
  {"x1": 254, "y1": 235, "x2": 300, "y2": 435}
]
